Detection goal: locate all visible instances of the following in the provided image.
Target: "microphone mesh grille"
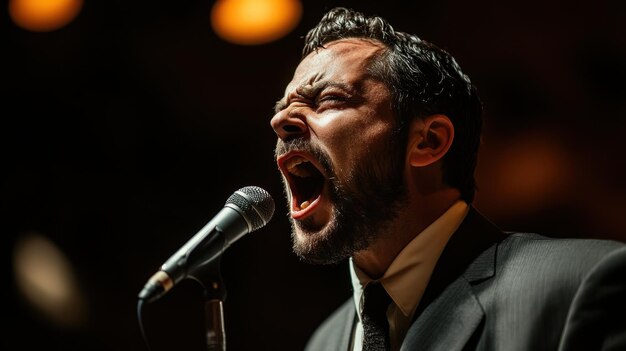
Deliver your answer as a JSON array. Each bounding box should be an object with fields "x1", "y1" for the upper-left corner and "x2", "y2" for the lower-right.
[{"x1": 226, "y1": 186, "x2": 275, "y2": 231}]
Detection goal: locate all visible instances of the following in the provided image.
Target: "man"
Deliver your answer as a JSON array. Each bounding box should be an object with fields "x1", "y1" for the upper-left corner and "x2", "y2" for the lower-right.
[{"x1": 270, "y1": 7, "x2": 626, "y2": 351}]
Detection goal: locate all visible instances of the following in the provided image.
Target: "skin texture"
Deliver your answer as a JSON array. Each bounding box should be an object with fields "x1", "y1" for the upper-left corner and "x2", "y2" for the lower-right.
[{"x1": 271, "y1": 39, "x2": 460, "y2": 278}]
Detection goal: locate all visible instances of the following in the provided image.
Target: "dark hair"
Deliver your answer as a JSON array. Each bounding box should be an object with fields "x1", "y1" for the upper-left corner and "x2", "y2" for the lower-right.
[{"x1": 302, "y1": 7, "x2": 483, "y2": 202}]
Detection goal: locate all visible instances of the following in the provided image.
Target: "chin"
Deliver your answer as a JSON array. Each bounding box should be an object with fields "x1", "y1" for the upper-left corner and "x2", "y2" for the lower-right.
[{"x1": 289, "y1": 216, "x2": 354, "y2": 265}]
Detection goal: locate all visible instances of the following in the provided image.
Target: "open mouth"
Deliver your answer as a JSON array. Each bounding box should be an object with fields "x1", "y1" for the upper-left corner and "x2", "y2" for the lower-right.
[{"x1": 279, "y1": 153, "x2": 326, "y2": 213}]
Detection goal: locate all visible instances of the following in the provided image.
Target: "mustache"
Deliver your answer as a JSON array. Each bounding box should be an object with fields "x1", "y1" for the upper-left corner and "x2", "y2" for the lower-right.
[
  {"x1": 274, "y1": 138, "x2": 326, "y2": 158},
  {"x1": 275, "y1": 138, "x2": 314, "y2": 157}
]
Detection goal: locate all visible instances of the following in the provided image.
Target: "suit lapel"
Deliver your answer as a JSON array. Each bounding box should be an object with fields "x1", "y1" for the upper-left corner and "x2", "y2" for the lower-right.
[
  {"x1": 401, "y1": 207, "x2": 504, "y2": 351},
  {"x1": 400, "y1": 277, "x2": 484, "y2": 351},
  {"x1": 339, "y1": 301, "x2": 356, "y2": 351}
]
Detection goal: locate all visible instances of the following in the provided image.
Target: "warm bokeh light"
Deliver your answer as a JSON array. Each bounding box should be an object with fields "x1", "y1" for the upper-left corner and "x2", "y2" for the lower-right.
[
  {"x1": 211, "y1": 0, "x2": 302, "y2": 45},
  {"x1": 13, "y1": 232, "x2": 87, "y2": 327},
  {"x1": 475, "y1": 131, "x2": 575, "y2": 218},
  {"x1": 9, "y1": 0, "x2": 83, "y2": 32}
]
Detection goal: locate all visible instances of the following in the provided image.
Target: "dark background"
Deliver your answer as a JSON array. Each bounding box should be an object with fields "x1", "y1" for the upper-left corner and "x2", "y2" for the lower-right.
[{"x1": 2, "y1": 0, "x2": 626, "y2": 350}]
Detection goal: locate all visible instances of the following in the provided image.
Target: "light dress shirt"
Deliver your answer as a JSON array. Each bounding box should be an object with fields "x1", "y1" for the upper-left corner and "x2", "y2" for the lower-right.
[{"x1": 350, "y1": 200, "x2": 469, "y2": 351}]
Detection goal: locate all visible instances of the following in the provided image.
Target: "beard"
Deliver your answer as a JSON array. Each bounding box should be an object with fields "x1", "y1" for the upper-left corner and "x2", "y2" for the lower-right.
[{"x1": 275, "y1": 133, "x2": 408, "y2": 265}]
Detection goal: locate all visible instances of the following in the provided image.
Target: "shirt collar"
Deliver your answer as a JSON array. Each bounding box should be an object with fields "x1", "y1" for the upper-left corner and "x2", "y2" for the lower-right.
[{"x1": 351, "y1": 200, "x2": 469, "y2": 320}]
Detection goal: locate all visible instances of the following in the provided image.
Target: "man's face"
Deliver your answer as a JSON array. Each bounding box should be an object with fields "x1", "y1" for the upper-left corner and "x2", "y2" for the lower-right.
[{"x1": 271, "y1": 39, "x2": 408, "y2": 264}]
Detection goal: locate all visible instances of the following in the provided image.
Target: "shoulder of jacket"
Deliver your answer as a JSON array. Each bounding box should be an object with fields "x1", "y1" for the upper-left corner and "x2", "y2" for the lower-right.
[{"x1": 501, "y1": 232, "x2": 625, "y2": 251}]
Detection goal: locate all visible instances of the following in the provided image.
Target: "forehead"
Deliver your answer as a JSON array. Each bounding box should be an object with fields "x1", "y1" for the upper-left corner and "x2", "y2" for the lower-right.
[{"x1": 285, "y1": 39, "x2": 385, "y2": 94}]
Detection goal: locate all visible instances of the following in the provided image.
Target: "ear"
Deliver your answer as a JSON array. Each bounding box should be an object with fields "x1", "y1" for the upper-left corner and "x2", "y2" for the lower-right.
[{"x1": 407, "y1": 114, "x2": 455, "y2": 167}]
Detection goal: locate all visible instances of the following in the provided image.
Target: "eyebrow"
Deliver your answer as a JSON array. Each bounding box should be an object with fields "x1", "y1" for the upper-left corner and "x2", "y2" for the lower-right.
[{"x1": 273, "y1": 81, "x2": 353, "y2": 114}]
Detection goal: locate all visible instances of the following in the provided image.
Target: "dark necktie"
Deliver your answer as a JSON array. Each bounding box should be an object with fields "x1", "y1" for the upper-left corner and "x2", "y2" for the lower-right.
[{"x1": 362, "y1": 283, "x2": 391, "y2": 351}]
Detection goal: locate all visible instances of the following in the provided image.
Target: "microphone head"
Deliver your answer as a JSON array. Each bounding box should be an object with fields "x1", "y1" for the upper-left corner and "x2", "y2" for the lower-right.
[{"x1": 226, "y1": 186, "x2": 275, "y2": 231}]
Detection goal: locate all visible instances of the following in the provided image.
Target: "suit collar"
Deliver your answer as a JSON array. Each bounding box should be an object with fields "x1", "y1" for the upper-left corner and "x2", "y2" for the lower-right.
[
  {"x1": 414, "y1": 207, "x2": 503, "y2": 313},
  {"x1": 457, "y1": 207, "x2": 502, "y2": 283},
  {"x1": 402, "y1": 207, "x2": 505, "y2": 350}
]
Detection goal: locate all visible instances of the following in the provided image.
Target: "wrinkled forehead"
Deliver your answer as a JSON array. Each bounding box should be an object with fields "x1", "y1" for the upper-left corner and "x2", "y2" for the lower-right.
[{"x1": 284, "y1": 39, "x2": 385, "y2": 94}]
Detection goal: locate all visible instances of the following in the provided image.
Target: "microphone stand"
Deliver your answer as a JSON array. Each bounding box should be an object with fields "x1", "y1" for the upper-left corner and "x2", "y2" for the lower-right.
[{"x1": 197, "y1": 259, "x2": 227, "y2": 351}]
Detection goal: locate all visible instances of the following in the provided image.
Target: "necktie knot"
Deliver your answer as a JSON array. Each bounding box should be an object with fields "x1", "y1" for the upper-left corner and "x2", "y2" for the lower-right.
[{"x1": 362, "y1": 283, "x2": 391, "y2": 351}]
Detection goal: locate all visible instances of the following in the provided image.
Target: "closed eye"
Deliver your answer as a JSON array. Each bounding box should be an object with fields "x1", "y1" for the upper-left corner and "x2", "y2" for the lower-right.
[
  {"x1": 316, "y1": 93, "x2": 351, "y2": 112},
  {"x1": 319, "y1": 95, "x2": 345, "y2": 103}
]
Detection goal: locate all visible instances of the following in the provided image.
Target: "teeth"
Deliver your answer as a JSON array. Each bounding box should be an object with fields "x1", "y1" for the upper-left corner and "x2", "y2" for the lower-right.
[
  {"x1": 285, "y1": 157, "x2": 305, "y2": 169},
  {"x1": 300, "y1": 201, "x2": 310, "y2": 210},
  {"x1": 286, "y1": 157, "x2": 313, "y2": 177}
]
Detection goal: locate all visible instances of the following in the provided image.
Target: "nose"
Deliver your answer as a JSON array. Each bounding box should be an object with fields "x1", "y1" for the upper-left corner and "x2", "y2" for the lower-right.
[{"x1": 270, "y1": 108, "x2": 308, "y2": 141}]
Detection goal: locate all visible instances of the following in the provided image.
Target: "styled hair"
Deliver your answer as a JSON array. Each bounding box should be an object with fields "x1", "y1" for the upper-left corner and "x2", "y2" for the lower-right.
[{"x1": 302, "y1": 7, "x2": 483, "y2": 202}]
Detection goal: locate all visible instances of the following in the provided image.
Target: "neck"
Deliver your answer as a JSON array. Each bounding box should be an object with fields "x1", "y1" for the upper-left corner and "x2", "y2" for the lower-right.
[{"x1": 352, "y1": 187, "x2": 461, "y2": 279}]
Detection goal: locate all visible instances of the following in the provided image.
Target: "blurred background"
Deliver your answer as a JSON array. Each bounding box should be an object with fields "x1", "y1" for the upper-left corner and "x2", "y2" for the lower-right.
[{"x1": 2, "y1": 0, "x2": 625, "y2": 350}]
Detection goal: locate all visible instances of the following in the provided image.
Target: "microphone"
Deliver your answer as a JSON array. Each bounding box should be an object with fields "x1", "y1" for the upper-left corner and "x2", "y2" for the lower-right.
[{"x1": 138, "y1": 186, "x2": 275, "y2": 303}]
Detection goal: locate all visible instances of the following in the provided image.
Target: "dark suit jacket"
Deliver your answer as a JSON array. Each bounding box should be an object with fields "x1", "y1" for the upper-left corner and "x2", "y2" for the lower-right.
[{"x1": 304, "y1": 208, "x2": 626, "y2": 351}]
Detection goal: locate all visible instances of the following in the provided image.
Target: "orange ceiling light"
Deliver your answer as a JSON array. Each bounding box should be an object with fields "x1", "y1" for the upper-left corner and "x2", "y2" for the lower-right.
[
  {"x1": 211, "y1": 0, "x2": 302, "y2": 45},
  {"x1": 9, "y1": 0, "x2": 83, "y2": 32}
]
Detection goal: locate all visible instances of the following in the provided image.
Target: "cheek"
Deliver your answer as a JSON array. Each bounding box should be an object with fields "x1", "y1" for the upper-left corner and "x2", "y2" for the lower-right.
[
  {"x1": 337, "y1": 122, "x2": 396, "y2": 179},
  {"x1": 314, "y1": 104, "x2": 396, "y2": 176}
]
